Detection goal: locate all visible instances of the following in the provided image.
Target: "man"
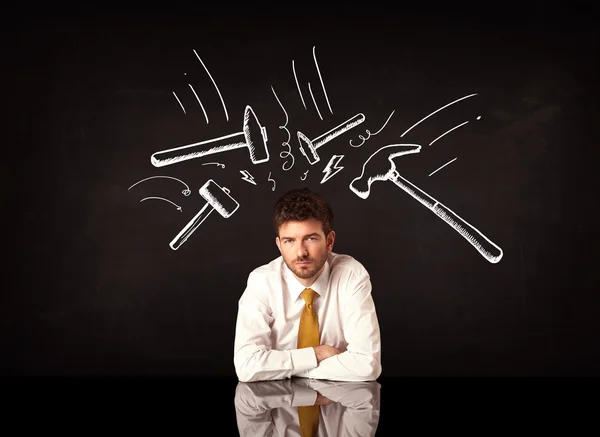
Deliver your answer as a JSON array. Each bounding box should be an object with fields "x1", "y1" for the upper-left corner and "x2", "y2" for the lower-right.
[{"x1": 233, "y1": 187, "x2": 382, "y2": 382}]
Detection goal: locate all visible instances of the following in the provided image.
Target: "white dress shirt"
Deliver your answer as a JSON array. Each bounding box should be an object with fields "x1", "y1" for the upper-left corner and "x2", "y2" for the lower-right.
[
  {"x1": 234, "y1": 378, "x2": 381, "y2": 437},
  {"x1": 233, "y1": 252, "x2": 382, "y2": 382}
]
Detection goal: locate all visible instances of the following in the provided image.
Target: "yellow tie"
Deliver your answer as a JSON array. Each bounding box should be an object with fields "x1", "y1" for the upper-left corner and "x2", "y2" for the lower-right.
[
  {"x1": 297, "y1": 288, "x2": 319, "y2": 349},
  {"x1": 297, "y1": 288, "x2": 320, "y2": 437}
]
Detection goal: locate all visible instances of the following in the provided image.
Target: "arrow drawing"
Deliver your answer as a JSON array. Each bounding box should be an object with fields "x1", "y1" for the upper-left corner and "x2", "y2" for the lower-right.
[
  {"x1": 140, "y1": 197, "x2": 182, "y2": 211},
  {"x1": 321, "y1": 154, "x2": 344, "y2": 184},
  {"x1": 202, "y1": 162, "x2": 226, "y2": 168},
  {"x1": 128, "y1": 175, "x2": 191, "y2": 196}
]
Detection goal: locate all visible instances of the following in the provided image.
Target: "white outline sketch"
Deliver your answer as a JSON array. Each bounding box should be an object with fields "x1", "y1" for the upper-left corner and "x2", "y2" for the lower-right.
[
  {"x1": 140, "y1": 196, "x2": 182, "y2": 211},
  {"x1": 240, "y1": 170, "x2": 257, "y2": 185},
  {"x1": 291, "y1": 46, "x2": 333, "y2": 118},
  {"x1": 292, "y1": 60, "x2": 307, "y2": 110},
  {"x1": 271, "y1": 86, "x2": 295, "y2": 171},
  {"x1": 173, "y1": 91, "x2": 186, "y2": 114},
  {"x1": 193, "y1": 49, "x2": 229, "y2": 122},
  {"x1": 201, "y1": 162, "x2": 225, "y2": 168},
  {"x1": 430, "y1": 121, "x2": 468, "y2": 146},
  {"x1": 268, "y1": 172, "x2": 276, "y2": 191},
  {"x1": 170, "y1": 179, "x2": 239, "y2": 250},
  {"x1": 350, "y1": 110, "x2": 395, "y2": 148},
  {"x1": 297, "y1": 113, "x2": 365, "y2": 165},
  {"x1": 429, "y1": 157, "x2": 458, "y2": 177},
  {"x1": 301, "y1": 170, "x2": 309, "y2": 181},
  {"x1": 188, "y1": 83, "x2": 209, "y2": 124},
  {"x1": 349, "y1": 144, "x2": 503, "y2": 264},
  {"x1": 401, "y1": 93, "x2": 478, "y2": 137},
  {"x1": 128, "y1": 175, "x2": 191, "y2": 196},
  {"x1": 150, "y1": 105, "x2": 269, "y2": 167},
  {"x1": 321, "y1": 155, "x2": 344, "y2": 184},
  {"x1": 308, "y1": 82, "x2": 323, "y2": 121},
  {"x1": 313, "y1": 46, "x2": 333, "y2": 115}
]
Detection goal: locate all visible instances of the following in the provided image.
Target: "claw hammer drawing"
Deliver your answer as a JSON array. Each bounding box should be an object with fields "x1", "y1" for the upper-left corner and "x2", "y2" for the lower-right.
[{"x1": 349, "y1": 144, "x2": 503, "y2": 263}]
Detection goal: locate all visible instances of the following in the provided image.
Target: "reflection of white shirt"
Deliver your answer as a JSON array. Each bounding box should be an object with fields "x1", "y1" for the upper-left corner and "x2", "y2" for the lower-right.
[
  {"x1": 233, "y1": 252, "x2": 382, "y2": 382},
  {"x1": 234, "y1": 378, "x2": 381, "y2": 437}
]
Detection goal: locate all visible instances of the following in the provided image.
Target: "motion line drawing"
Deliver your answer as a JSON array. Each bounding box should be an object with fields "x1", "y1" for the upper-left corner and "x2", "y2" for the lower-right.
[
  {"x1": 271, "y1": 86, "x2": 295, "y2": 171},
  {"x1": 128, "y1": 175, "x2": 191, "y2": 196},
  {"x1": 140, "y1": 197, "x2": 182, "y2": 211},
  {"x1": 401, "y1": 93, "x2": 478, "y2": 138},
  {"x1": 268, "y1": 172, "x2": 276, "y2": 191},
  {"x1": 349, "y1": 144, "x2": 503, "y2": 263},
  {"x1": 297, "y1": 113, "x2": 365, "y2": 165},
  {"x1": 170, "y1": 179, "x2": 239, "y2": 250},
  {"x1": 150, "y1": 105, "x2": 269, "y2": 167},
  {"x1": 193, "y1": 49, "x2": 229, "y2": 122},
  {"x1": 429, "y1": 157, "x2": 458, "y2": 177},
  {"x1": 350, "y1": 110, "x2": 395, "y2": 148}
]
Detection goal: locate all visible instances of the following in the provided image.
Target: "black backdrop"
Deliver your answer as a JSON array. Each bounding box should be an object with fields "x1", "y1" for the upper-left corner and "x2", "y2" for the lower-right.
[{"x1": 6, "y1": 2, "x2": 599, "y2": 377}]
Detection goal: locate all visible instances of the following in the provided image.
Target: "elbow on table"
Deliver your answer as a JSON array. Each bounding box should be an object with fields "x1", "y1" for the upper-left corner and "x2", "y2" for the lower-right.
[{"x1": 361, "y1": 357, "x2": 382, "y2": 381}]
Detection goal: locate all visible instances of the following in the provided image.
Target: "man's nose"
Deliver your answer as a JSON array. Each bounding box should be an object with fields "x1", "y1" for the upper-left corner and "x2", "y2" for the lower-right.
[{"x1": 297, "y1": 244, "x2": 308, "y2": 257}]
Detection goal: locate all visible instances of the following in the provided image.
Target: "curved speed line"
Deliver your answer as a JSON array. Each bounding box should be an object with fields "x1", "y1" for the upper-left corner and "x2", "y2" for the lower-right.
[
  {"x1": 193, "y1": 49, "x2": 229, "y2": 121},
  {"x1": 308, "y1": 82, "x2": 323, "y2": 120},
  {"x1": 140, "y1": 197, "x2": 182, "y2": 211},
  {"x1": 292, "y1": 60, "x2": 307, "y2": 110},
  {"x1": 400, "y1": 93, "x2": 478, "y2": 137},
  {"x1": 313, "y1": 46, "x2": 333, "y2": 114},
  {"x1": 271, "y1": 85, "x2": 295, "y2": 171},
  {"x1": 128, "y1": 175, "x2": 191, "y2": 196},
  {"x1": 350, "y1": 110, "x2": 395, "y2": 147}
]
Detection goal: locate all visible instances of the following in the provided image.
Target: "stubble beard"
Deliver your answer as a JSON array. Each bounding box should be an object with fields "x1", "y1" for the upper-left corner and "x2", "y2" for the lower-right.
[{"x1": 287, "y1": 251, "x2": 327, "y2": 280}]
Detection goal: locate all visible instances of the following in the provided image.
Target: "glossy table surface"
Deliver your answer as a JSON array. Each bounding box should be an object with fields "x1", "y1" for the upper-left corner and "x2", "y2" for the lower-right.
[{"x1": 2, "y1": 375, "x2": 583, "y2": 433}]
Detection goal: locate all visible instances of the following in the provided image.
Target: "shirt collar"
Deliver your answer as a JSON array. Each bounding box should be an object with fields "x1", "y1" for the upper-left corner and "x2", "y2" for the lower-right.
[{"x1": 283, "y1": 255, "x2": 331, "y2": 301}]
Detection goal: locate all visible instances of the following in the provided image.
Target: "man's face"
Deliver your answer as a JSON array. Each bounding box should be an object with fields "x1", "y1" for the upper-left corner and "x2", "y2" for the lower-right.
[{"x1": 275, "y1": 218, "x2": 335, "y2": 286}]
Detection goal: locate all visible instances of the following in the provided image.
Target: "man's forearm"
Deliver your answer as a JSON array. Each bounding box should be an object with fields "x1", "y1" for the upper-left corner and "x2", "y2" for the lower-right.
[
  {"x1": 234, "y1": 346, "x2": 318, "y2": 382},
  {"x1": 307, "y1": 351, "x2": 381, "y2": 381}
]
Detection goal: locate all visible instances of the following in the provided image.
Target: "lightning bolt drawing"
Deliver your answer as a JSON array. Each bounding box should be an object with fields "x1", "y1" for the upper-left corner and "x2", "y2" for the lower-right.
[
  {"x1": 320, "y1": 155, "x2": 345, "y2": 184},
  {"x1": 240, "y1": 170, "x2": 257, "y2": 185}
]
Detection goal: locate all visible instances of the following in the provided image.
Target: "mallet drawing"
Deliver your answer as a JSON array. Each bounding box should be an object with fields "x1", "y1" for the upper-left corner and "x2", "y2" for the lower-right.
[
  {"x1": 349, "y1": 144, "x2": 503, "y2": 263},
  {"x1": 170, "y1": 179, "x2": 239, "y2": 250},
  {"x1": 151, "y1": 105, "x2": 269, "y2": 167},
  {"x1": 297, "y1": 113, "x2": 365, "y2": 164}
]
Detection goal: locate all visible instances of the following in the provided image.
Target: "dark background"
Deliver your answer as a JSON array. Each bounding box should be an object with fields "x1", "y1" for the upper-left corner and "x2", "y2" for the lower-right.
[{"x1": 4, "y1": 1, "x2": 599, "y2": 377}]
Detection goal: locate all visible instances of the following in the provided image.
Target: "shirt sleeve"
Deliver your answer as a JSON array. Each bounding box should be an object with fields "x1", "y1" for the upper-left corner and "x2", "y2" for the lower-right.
[
  {"x1": 233, "y1": 272, "x2": 318, "y2": 382},
  {"x1": 307, "y1": 270, "x2": 382, "y2": 381}
]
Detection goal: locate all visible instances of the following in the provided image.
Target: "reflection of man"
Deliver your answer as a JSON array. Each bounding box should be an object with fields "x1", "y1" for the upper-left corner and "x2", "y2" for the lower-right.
[
  {"x1": 234, "y1": 378, "x2": 381, "y2": 437},
  {"x1": 233, "y1": 188, "x2": 382, "y2": 382}
]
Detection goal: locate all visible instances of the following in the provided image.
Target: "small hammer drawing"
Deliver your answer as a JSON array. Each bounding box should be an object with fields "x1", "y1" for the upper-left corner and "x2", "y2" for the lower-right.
[
  {"x1": 151, "y1": 105, "x2": 269, "y2": 167},
  {"x1": 349, "y1": 144, "x2": 503, "y2": 263},
  {"x1": 170, "y1": 179, "x2": 239, "y2": 250}
]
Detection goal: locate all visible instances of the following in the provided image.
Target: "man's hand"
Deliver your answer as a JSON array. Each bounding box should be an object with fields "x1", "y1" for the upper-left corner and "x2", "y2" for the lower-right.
[
  {"x1": 314, "y1": 393, "x2": 333, "y2": 406},
  {"x1": 313, "y1": 345, "x2": 342, "y2": 363}
]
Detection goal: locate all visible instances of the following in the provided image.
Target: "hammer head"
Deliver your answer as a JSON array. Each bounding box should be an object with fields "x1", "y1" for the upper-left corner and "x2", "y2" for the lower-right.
[
  {"x1": 297, "y1": 131, "x2": 320, "y2": 165},
  {"x1": 243, "y1": 105, "x2": 270, "y2": 164},
  {"x1": 199, "y1": 179, "x2": 240, "y2": 218},
  {"x1": 349, "y1": 144, "x2": 421, "y2": 199}
]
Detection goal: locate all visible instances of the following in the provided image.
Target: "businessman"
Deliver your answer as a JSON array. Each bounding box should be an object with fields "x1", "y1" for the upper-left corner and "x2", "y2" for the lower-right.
[{"x1": 233, "y1": 187, "x2": 382, "y2": 382}]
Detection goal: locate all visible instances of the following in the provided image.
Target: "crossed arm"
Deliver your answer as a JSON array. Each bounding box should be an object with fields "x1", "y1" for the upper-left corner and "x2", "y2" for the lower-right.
[{"x1": 233, "y1": 274, "x2": 382, "y2": 383}]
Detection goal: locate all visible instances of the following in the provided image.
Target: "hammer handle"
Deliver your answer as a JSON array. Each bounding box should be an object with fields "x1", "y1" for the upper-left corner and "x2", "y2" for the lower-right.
[
  {"x1": 170, "y1": 202, "x2": 214, "y2": 250},
  {"x1": 391, "y1": 170, "x2": 503, "y2": 263}
]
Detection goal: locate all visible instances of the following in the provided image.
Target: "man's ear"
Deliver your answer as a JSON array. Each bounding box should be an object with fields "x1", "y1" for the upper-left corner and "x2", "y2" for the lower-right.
[
  {"x1": 326, "y1": 230, "x2": 336, "y2": 251},
  {"x1": 275, "y1": 236, "x2": 281, "y2": 253}
]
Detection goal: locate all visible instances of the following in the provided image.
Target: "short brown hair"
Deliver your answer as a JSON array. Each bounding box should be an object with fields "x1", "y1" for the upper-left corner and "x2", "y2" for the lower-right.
[{"x1": 272, "y1": 188, "x2": 334, "y2": 237}]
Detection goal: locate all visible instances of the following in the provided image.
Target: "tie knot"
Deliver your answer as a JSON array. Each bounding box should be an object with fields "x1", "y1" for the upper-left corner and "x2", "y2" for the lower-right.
[{"x1": 301, "y1": 288, "x2": 317, "y2": 306}]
